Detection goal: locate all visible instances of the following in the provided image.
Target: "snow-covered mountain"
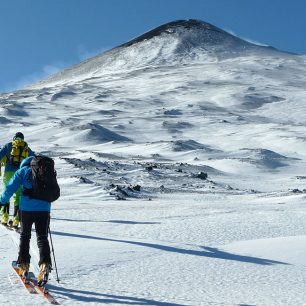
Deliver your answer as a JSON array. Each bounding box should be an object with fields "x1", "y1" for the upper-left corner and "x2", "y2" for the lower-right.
[
  {"x1": 1, "y1": 19, "x2": 306, "y2": 305},
  {"x1": 30, "y1": 19, "x2": 283, "y2": 88}
]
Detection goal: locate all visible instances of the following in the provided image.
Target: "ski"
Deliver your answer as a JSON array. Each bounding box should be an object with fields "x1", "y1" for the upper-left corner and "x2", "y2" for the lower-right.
[
  {"x1": 12, "y1": 261, "x2": 36, "y2": 294},
  {"x1": 28, "y1": 272, "x2": 60, "y2": 305},
  {"x1": 2, "y1": 222, "x2": 21, "y2": 233},
  {"x1": 12, "y1": 261, "x2": 59, "y2": 304}
]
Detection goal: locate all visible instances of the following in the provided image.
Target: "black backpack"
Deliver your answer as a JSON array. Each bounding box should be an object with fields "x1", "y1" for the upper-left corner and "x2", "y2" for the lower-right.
[{"x1": 24, "y1": 156, "x2": 60, "y2": 202}]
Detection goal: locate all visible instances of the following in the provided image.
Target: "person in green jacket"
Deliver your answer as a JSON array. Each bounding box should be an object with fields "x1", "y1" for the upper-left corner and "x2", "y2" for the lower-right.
[{"x1": 0, "y1": 132, "x2": 34, "y2": 227}]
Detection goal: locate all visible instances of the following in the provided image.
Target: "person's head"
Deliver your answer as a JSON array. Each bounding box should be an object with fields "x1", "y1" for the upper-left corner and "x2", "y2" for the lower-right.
[{"x1": 13, "y1": 132, "x2": 24, "y2": 141}]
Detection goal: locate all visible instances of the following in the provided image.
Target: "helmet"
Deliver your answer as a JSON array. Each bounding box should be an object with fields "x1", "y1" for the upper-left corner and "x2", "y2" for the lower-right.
[{"x1": 13, "y1": 132, "x2": 24, "y2": 140}]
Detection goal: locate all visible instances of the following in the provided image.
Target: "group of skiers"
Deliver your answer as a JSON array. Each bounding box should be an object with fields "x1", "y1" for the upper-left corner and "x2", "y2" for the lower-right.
[{"x1": 0, "y1": 132, "x2": 60, "y2": 286}]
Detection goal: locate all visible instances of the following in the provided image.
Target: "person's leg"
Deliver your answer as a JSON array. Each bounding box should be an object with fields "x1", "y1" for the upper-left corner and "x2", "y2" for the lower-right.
[
  {"x1": 3, "y1": 171, "x2": 14, "y2": 185},
  {"x1": 12, "y1": 205, "x2": 20, "y2": 227},
  {"x1": 34, "y1": 212, "x2": 51, "y2": 266},
  {"x1": 11, "y1": 173, "x2": 21, "y2": 227},
  {"x1": 12, "y1": 186, "x2": 21, "y2": 206},
  {"x1": 1, "y1": 204, "x2": 10, "y2": 224},
  {"x1": 18, "y1": 211, "x2": 33, "y2": 264},
  {"x1": 35, "y1": 212, "x2": 52, "y2": 285},
  {"x1": 1, "y1": 171, "x2": 14, "y2": 224}
]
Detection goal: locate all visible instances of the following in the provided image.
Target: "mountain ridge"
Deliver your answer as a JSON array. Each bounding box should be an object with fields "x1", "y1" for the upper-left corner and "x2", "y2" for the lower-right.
[
  {"x1": 119, "y1": 19, "x2": 231, "y2": 48},
  {"x1": 29, "y1": 19, "x2": 284, "y2": 89}
]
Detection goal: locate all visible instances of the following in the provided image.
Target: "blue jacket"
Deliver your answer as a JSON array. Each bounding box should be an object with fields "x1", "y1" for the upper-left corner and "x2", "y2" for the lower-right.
[
  {"x1": 0, "y1": 157, "x2": 51, "y2": 212},
  {"x1": 0, "y1": 142, "x2": 34, "y2": 172}
]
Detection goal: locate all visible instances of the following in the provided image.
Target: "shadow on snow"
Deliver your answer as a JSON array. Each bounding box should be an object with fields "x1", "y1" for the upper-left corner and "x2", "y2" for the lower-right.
[
  {"x1": 51, "y1": 217, "x2": 160, "y2": 225},
  {"x1": 48, "y1": 285, "x2": 185, "y2": 305},
  {"x1": 52, "y1": 230, "x2": 289, "y2": 266}
]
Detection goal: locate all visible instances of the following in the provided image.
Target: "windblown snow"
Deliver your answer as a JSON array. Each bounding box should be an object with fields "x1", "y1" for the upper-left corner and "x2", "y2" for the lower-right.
[{"x1": 1, "y1": 19, "x2": 306, "y2": 305}]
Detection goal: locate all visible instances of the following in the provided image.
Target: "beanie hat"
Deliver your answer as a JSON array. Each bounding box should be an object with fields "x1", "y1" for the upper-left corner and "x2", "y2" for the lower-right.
[{"x1": 13, "y1": 132, "x2": 24, "y2": 140}]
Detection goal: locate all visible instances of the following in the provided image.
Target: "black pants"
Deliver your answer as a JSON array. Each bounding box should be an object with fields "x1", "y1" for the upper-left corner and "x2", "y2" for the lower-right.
[
  {"x1": 13, "y1": 205, "x2": 20, "y2": 219},
  {"x1": 18, "y1": 211, "x2": 51, "y2": 266}
]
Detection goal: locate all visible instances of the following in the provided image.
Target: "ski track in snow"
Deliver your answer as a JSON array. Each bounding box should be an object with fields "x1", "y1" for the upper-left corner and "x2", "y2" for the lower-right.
[{"x1": 1, "y1": 20, "x2": 306, "y2": 305}]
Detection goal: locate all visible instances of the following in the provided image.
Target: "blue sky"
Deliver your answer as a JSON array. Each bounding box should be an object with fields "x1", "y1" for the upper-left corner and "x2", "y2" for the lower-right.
[{"x1": 1, "y1": 0, "x2": 305, "y2": 92}]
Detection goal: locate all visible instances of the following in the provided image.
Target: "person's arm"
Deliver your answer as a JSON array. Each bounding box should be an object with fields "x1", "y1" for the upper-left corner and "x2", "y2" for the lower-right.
[
  {"x1": 0, "y1": 144, "x2": 8, "y2": 161},
  {"x1": 0, "y1": 168, "x2": 24, "y2": 204}
]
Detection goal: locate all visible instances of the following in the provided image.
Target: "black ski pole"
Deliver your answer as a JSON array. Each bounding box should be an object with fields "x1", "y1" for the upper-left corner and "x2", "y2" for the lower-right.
[{"x1": 48, "y1": 224, "x2": 60, "y2": 282}]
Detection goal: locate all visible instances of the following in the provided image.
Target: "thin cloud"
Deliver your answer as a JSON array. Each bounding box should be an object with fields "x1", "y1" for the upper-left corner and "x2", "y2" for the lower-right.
[
  {"x1": 242, "y1": 37, "x2": 269, "y2": 47},
  {"x1": 77, "y1": 44, "x2": 110, "y2": 61},
  {"x1": 226, "y1": 28, "x2": 269, "y2": 47},
  {"x1": 3, "y1": 45, "x2": 109, "y2": 92},
  {"x1": 5, "y1": 62, "x2": 68, "y2": 92}
]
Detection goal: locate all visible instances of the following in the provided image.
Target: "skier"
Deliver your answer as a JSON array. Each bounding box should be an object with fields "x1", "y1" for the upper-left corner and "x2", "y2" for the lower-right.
[
  {"x1": 0, "y1": 156, "x2": 56, "y2": 285},
  {"x1": 0, "y1": 132, "x2": 34, "y2": 228}
]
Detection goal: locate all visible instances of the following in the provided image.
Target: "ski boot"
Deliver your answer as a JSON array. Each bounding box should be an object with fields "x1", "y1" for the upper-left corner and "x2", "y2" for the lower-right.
[
  {"x1": 18, "y1": 261, "x2": 30, "y2": 279},
  {"x1": 12, "y1": 215, "x2": 19, "y2": 230},
  {"x1": 1, "y1": 212, "x2": 9, "y2": 225},
  {"x1": 37, "y1": 262, "x2": 52, "y2": 287}
]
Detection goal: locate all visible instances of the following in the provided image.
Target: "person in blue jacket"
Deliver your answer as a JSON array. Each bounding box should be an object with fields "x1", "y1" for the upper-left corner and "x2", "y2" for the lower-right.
[
  {"x1": 0, "y1": 156, "x2": 51, "y2": 283},
  {"x1": 0, "y1": 132, "x2": 34, "y2": 226}
]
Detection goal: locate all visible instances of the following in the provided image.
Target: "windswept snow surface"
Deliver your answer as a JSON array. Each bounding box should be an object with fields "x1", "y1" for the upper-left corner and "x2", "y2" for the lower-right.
[{"x1": 1, "y1": 20, "x2": 306, "y2": 305}]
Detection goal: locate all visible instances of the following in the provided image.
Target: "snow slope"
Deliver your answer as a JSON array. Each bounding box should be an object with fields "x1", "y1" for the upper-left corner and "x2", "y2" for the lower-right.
[{"x1": 1, "y1": 19, "x2": 306, "y2": 305}]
